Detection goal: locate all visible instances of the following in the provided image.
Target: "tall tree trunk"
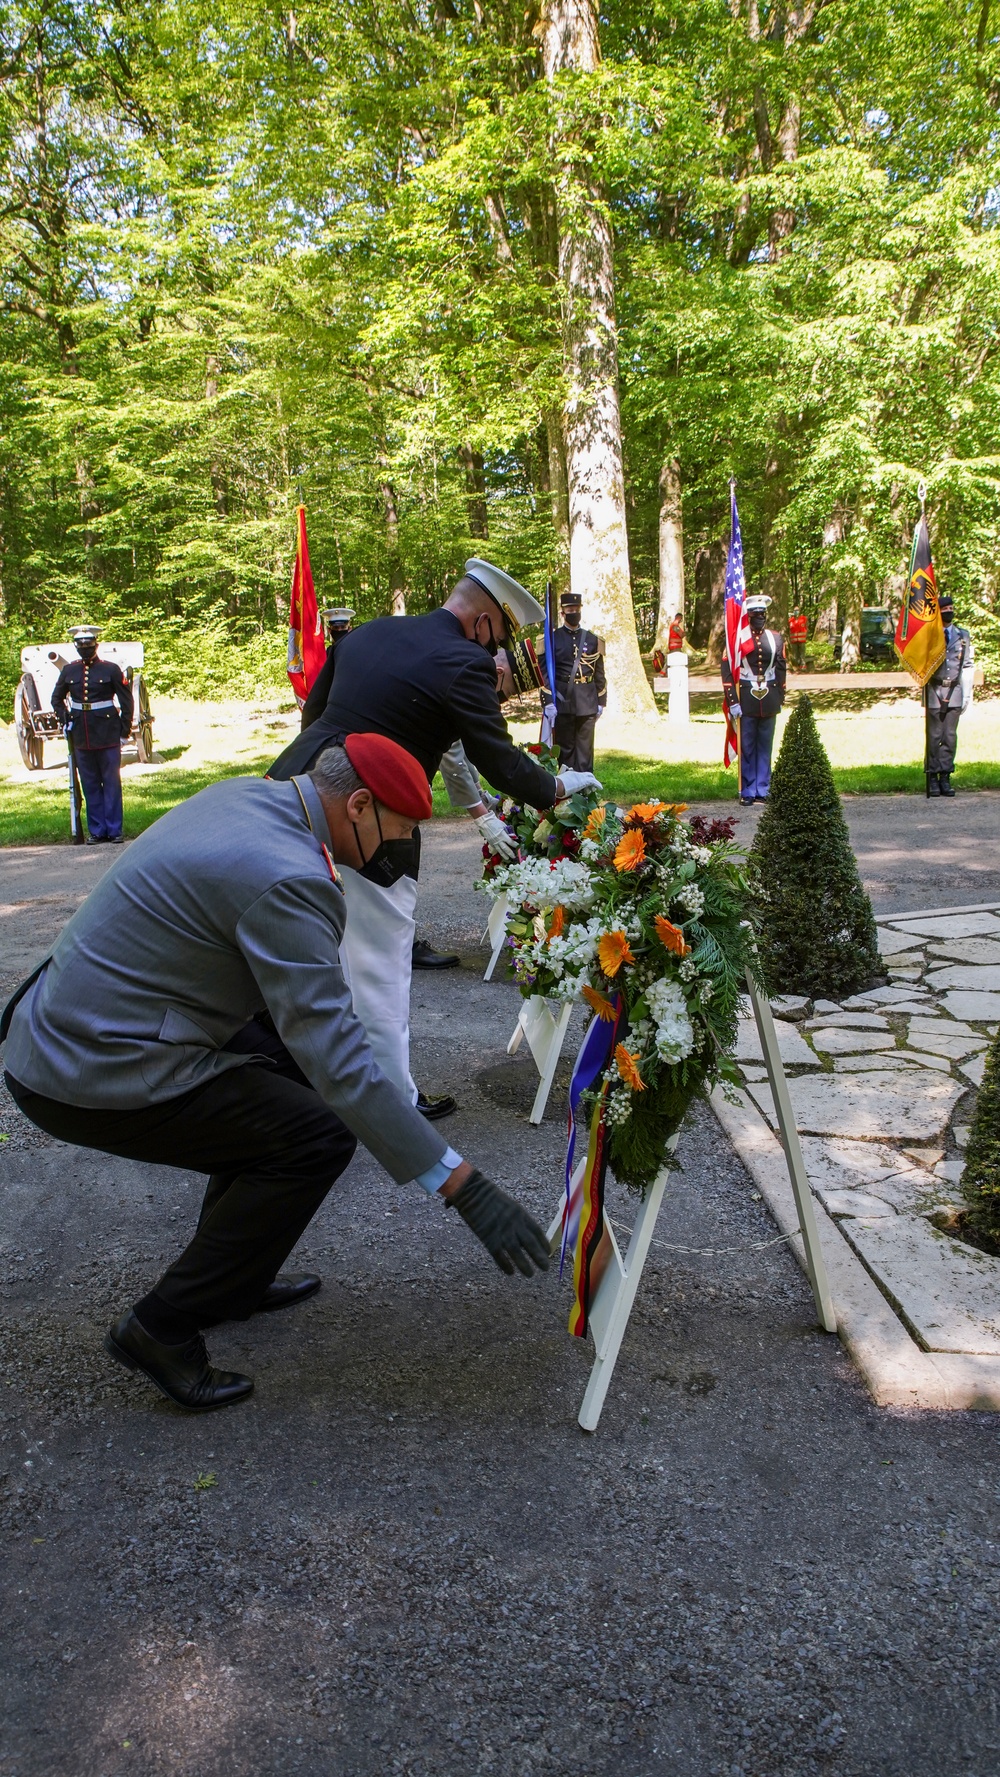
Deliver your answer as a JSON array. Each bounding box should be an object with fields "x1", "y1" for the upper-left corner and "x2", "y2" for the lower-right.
[
  {"x1": 381, "y1": 480, "x2": 407, "y2": 615},
  {"x1": 205, "y1": 354, "x2": 228, "y2": 519},
  {"x1": 768, "y1": 97, "x2": 800, "y2": 262},
  {"x1": 654, "y1": 457, "x2": 684, "y2": 652},
  {"x1": 540, "y1": 0, "x2": 655, "y2": 718},
  {"x1": 702, "y1": 538, "x2": 728, "y2": 665},
  {"x1": 543, "y1": 408, "x2": 571, "y2": 596},
  {"x1": 459, "y1": 444, "x2": 489, "y2": 539}
]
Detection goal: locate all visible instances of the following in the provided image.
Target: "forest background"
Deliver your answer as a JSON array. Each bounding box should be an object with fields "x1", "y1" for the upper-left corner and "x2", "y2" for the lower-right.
[{"x1": 2, "y1": 0, "x2": 1000, "y2": 717}]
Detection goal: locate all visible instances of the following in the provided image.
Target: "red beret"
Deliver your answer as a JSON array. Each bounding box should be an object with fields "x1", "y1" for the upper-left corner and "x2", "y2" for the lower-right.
[{"x1": 344, "y1": 733, "x2": 432, "y2": 822}]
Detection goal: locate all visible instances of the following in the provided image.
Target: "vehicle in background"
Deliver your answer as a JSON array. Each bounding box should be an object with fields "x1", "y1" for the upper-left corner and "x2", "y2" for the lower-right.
[{"x1": 833, "y1": 606, "x2": 896, "y2": 667}]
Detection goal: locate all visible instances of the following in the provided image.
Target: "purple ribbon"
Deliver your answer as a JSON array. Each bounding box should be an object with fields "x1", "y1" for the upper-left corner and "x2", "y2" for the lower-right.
[{"x1": 560, "y1": 995, "x2": 620, "y2": 1273}]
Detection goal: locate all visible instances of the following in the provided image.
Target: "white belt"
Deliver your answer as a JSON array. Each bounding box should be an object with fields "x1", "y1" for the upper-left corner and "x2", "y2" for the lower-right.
[{"x1": 70, "y1": 698, "x2": 115, "y2": 710}]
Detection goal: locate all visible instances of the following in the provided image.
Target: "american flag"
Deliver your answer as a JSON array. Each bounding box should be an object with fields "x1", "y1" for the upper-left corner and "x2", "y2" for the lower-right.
[{"x1": 723, "y1": 484, "x2": 753, "y2": 768}]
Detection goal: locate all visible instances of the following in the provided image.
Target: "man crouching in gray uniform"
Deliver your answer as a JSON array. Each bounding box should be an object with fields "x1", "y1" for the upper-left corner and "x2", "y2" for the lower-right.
[{"x1": 1, "y1": 733, "x2": 548, "y2": 1414}]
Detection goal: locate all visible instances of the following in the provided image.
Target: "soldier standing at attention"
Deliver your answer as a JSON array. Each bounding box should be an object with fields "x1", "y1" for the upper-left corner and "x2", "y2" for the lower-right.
[
  {"x1": 925, "y1": 591, "x2": 974, "y2": 798},
  {"x1": 720, "y1": 594, "x2": 787, "y2": 806},
  {"x1": 540, "y1": 592, "x2": 607, "y2": 773},
  {"x1": 300, "y1": 607, "x2": 355, "y2": 728},
  {"x1": 51, "y1": 626, "x2": 134, "y2": 844}
]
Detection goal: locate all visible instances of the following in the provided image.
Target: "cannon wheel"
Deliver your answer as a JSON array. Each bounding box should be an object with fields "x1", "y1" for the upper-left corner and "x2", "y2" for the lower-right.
[
  {"x1": 134, "y1": 674, "x2": 154, "y2": 763},
  {"x1": 14, "y1": 676, "x2": 45, "y2": 771}
]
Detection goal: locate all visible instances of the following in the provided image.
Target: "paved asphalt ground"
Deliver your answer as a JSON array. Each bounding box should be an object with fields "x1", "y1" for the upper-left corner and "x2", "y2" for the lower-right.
[{"x1": 1, "y1": 795, "x2": 999, "y2": 1777}]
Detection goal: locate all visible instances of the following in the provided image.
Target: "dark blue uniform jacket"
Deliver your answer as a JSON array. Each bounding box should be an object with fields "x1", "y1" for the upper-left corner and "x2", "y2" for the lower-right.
[
  {"x1": 269, "y1": 607, "x2": 559, "y2": 808},
  {"x1": 51, "y1": 657, "x2": 134, "y2": 751}
]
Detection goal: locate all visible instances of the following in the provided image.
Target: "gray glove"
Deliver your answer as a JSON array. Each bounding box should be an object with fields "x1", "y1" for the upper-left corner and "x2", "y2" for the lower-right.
[
  {"x1": 474, "y1": 810, "x2": 517, "y2": 861},
  {"x1": 728, "y1": 703, "x2": 741, "y2": 722},
  {"x1": 557, "y1": 769, "x2": 602, "y2": 797},
  {"x1": 543, "y1": 701, "x2": 557, "y2": 718},
  {"x1": 448, "y1": 1170, "x2": 551, "y2": 1277}
]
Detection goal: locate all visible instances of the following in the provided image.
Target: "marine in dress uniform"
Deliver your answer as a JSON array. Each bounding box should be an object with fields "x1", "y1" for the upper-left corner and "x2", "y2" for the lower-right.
[
  {"x1": 300, "y1": 607, "x2": 354, "y2": 729},
  {"x1": 50, "y1": 626, "x2": 134, "y2": 843},
  {"x1": 539, "y1": 592, "x2": 607, "y2": 772},
  {"x1": 267, "y1": 559, "x2": 599, "y2": 1113},
  {"x1": 2, "y1": 734, "x2": 549, "y2": 1414},
  {"x1": 720, "y1": 594, "x2": 787, "y2": 805},
  {"x1": 924, "y1": 591, "x2": 975, "y2": 798}
]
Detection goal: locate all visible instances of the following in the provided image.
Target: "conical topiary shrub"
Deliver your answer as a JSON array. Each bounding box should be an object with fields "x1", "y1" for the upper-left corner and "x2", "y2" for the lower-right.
[
  {"x1": 963, "y1": 1026, "x2": 1000, "y2": 1253},
  {"x1": 748, "y1": 696, "x2": 882, "y2": 998}
]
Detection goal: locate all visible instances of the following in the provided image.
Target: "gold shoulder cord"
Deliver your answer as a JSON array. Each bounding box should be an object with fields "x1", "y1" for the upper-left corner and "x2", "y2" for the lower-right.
[{"x1": 292, "y1": 777, "x2": 313, "y2": 832}]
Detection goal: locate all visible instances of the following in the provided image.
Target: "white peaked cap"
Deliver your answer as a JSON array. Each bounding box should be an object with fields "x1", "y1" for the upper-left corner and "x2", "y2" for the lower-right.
[
  {"x1": 744, "y1": 595, "x2": 772, "y2": 612},
  {"x1": 464, "y1": 559, "x2": 545, "y2": 633},
  {"x1": 68, "y1": 624, "x2": 102, "y2": 640}
]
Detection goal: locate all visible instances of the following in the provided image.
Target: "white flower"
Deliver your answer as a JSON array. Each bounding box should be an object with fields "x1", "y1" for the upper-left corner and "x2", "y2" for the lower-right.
[
  {"x1": 676, "y1": 883, "x2": 704, "y2": 916},
  {"x1": 646, "y1": 976, "x2": 695, "y2": 1065},
  {"x1": 487, "y1": 856, "x2": 596, "y2": 914}
]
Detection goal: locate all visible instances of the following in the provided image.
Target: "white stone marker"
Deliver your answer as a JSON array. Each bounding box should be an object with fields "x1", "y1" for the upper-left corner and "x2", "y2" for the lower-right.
[{"x1": 667, "y1": 650, "x2": 689, "y2": 725}]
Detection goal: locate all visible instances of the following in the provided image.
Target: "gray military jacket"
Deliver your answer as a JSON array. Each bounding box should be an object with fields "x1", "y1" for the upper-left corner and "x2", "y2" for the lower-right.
[
  {"x1": 925, "y1": 624, "x2": 974, "y2": 711},
  {"x1": 3, "y1": 774, "x2": 446, "y2": 1186}
]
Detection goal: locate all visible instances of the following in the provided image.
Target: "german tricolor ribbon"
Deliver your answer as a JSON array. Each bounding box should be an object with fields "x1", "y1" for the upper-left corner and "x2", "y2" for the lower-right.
[{"x1": 561, "y1": 994, "x2": 623, "y2": 1338}]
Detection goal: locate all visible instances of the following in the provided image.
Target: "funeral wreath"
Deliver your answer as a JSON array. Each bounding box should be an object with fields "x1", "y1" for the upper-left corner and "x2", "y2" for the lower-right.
[{"x1": 476, "y1": 762, "x2": 754, "y2": 1194}]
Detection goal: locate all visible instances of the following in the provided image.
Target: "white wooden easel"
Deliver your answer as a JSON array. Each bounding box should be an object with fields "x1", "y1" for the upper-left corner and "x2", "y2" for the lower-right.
[
  {"x1": 548, "y1": 966, "x2": 837, "y2": 1432},
  {"x1": 506, "y1": 994, "x2": 575, "y2": 1125},
  {"x1": 482, "y1": 890, "x2": 509, "y2": 981}
]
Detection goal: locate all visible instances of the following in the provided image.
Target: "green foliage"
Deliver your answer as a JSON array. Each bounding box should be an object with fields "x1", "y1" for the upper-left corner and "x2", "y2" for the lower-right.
[
  {"x1": 962, "y1": 1027, "x2": 1000, "y2": 1254},
  {"x1": 748, "y1": 697, "x2": 882, "y2": 997},
  {"x1": 1, "y1": 0, "x2": 1000, "y2": 675}
]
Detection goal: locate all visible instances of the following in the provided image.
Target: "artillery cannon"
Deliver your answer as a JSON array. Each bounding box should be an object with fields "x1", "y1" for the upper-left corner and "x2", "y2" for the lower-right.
[{"x1": 14, "y1": 642, "x2": 154, "y2": 771}]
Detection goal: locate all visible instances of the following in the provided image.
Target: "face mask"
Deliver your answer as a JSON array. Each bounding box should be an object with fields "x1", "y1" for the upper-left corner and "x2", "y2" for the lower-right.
[
  {"x1": 354, "y1": 802, "x2": 419, "y2": 887},
  {"x1": 750, "y1": 615, "x2": 766, "y2": 633},
  {"x1": 563, "y1": 609, "x2": 582, "y2": 627},
  {"x1": 76, "y1": 642, "x2": 98, "y2": 661},
  {"x1": 474, "y1": 612, "x2": 500, "y2": 657}
]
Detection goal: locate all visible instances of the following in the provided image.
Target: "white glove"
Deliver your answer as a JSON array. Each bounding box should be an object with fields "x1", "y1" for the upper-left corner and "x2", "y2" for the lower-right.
[
  {"x1": 728, "y1": 703, "x2": 741, "y2": 721},
  {"x1": 557, "y1": 770, "x2": 602, "y2": 797},
  {"x1": 543, "y1": 701, "x2": 557, "y2": 718},
  {"x1": 474, "y1": 810, "x2": 518, "y2": 860}
]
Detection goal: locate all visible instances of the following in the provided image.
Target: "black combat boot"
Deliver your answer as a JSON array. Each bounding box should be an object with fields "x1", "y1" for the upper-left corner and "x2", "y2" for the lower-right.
[
  {"x1": 926, "y1": 772, "x2": 941, "y2": 798},
  {"x1": 939, "y1": 772, "x2": 956, "y2": 798}
]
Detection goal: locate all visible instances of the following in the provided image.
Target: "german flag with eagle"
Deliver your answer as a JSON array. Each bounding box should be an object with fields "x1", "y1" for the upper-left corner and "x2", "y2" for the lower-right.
[{"x1": 895, "y1": 513, "x2": 946, "y2": 687}]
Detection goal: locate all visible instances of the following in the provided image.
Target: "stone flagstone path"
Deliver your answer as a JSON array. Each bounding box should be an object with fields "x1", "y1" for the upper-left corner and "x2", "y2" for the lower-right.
[{"x1": 716, "y1": 903, "x2": 1000, "y2": 1399}]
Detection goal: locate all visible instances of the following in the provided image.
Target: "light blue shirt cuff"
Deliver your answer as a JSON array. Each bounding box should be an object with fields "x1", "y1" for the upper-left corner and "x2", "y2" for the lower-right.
[{"x1": 414, "y1": 1146, "x2": 463, "y2": 1195}]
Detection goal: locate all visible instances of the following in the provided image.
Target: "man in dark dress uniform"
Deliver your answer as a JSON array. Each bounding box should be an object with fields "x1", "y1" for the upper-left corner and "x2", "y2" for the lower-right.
[
  {"x1": 51, "y1": 626, "x2": 134, "y2": 843},
  {"x1": 924, "y1": 591, "x2": 975, "y2": 798},
  {"x1": 720, "y1": 594, "x2": 787, "y2": 805},
  {"x1": 539, "y1": 592, "x2": 607, "y2": 772},
  {"x1": 300, "y1": 607, "x2": 354, "y2": 728},
  {"x1": 268, "y1": 559, "x2": 599, "y2": 1117}
]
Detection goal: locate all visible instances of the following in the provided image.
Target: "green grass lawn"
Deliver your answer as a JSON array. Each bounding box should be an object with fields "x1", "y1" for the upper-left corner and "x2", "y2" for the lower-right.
[{"x1": 3, "y1": 721, "x2": 998, "y2": 846}]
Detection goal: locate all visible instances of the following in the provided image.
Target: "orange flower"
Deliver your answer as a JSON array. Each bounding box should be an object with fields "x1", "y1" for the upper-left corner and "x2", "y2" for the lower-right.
[
  {"x1": 598, "y1": 930, "x2": 634, "y2": 977},
  {"x1": 615, "y1": 1044, "x2": 646, "y2": 1092},
  {"x1": 547, "y1": 905, "x2": 565, "y2": 941},
  {"x1": 655, "y1": 914, "x2": 690, "y2": 957},
  {"x1": 667, "y1": 803, "x2": 689, "y2": 815},
  {"x1": 582, "y1": 984, "x2": 617, "y2": 1022},
  {"x1": 627, "y1": 801, "x2": 667, "y2": 824},
  {"x1": 582, "y1": 803, "x2": 607, "y2": 840},
  {"x1": 613, "y1": 829, "x2": 646, "y2": 873}
]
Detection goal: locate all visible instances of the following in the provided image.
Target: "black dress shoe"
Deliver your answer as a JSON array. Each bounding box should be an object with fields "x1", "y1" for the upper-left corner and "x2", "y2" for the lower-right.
[
  {"x1": 417, "y1": 1090, "x2": 458, "y2": 1120},
  {"x1": 105, "y1": 1310, "x2": 254, "y2": 1413},
  {"x1": 411, "y1": 939, "x2": 460, "y2": 969},
  {"x1": 255, "y1": 1273, "x2": 321, "y2": 1312}
]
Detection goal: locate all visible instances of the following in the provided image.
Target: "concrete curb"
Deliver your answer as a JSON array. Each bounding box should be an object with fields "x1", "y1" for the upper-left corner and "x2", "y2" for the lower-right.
[{"x1": 710, "y1": 1086, "x2": 1000, "y2": 1412}]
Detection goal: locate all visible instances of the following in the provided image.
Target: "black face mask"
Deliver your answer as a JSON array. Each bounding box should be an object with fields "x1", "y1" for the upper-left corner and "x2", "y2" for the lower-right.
[
  {"x1": 75, "y1": 642, "x2": 98, "y2": 661},
  {"x1": 474, "y1": 613, "x2": 500, "y2": 657},
  {"x1": 749, "y1": 614, "x2": 766, "y2": 634},
  {"x1": 563, "y1": 609, "x2": 582, "y2": 627},
  {"x1": 354, "y1": 803, "x2": 419, "y2": 888}
]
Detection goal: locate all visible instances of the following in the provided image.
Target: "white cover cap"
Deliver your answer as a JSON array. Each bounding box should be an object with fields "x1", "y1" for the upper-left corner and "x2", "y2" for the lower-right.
[
  {"x1": 744, "y1": 595, "x2": 772, "y2": 613},
  {"x1": 464, "y1": 559, "x2": 545, "y2": 633},
  {"x1": 68, "y1": 624, "x2": 102, "y2": 641}
]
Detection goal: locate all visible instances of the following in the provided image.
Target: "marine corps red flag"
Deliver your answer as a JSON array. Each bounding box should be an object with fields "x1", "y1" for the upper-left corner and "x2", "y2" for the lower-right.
[
  {"x1": 287, "y1": 505, "x2": 325, "y2": 707},
  {"x1": 895, "y1": 506, "x2": 946, "y2": 687}
]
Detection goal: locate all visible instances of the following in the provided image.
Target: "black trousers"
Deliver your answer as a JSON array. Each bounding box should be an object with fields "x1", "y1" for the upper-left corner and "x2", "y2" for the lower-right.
[
  {"x1": 553, "y1": 712, "x2": 597, "y2": 772},
  {"x1": 925, "y1": 704, "x2": 962, "y2": 774},
  {"x1": 5, "y1": 1021, "x2": 356, "y2": 1329}
]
